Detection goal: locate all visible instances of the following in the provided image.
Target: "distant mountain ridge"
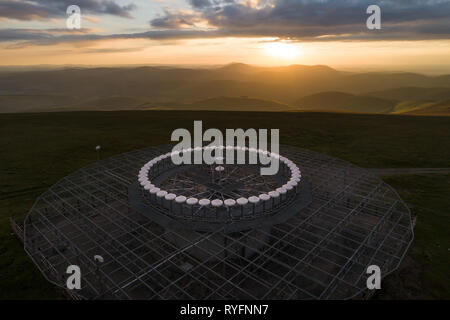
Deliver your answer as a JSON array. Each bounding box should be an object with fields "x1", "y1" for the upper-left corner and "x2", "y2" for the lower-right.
[{"x1": 1, "y1": 63, "x2": 450, "y2": 114}]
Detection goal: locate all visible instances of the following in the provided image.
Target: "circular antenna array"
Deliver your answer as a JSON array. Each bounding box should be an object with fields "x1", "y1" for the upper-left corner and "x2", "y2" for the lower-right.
[
  {"x1": 133, "y1": 146, "x2": 305, "y2": 230},
  {"x1": 23, "y1": 145, "x2": 414, "y2": 300}
]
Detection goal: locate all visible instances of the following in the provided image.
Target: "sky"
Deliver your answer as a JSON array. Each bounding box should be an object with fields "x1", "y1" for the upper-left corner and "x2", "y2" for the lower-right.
[{"x1": 0, "y1": 0, "x2": 449, "y2": 73}]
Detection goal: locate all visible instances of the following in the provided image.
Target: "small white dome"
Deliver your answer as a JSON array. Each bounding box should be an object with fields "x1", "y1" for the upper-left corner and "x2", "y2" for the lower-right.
[
  {"x1": 165, "y1": 193, "x2": 176, "y2": 201},
  {"x1": 269, "y1": 191, "x2": 280, "y2": 198},
  {"x1": 149, "y1": 187, "x2": 160, "y2": 194},
  {"x1": 288, "y1": 180, "x2": 298, "y2": 187},
  {"x1": 224, "y1": 199, "x2": 236, "y2": 207},
  {"x1": 175, "y1": 196, "x2": 187, "y2": 203},
  {"x1": 144, "y1": 183, "x2": 154, "y2": 190},
  {"x1": 284, "y1": 184, "x2": 294, "y2": 190},
  {"x1": 276, "y1": 187, "x2": 287, "y2": 194},
  {"x1": 211, "y1": 199, "x2": 223, "y2": 207},
  {"x1": 237, "y1": 198, "x2": 248, "y2": 205},
  {"x1": 199, "y1": 199, "x2": 211, "y2": 206},
  {"x1": 186, "y1": 198, "x2": 198, "y2": 205},
  {"x1": 156, "y1": 190, "x2": 168, "y2": 198}
]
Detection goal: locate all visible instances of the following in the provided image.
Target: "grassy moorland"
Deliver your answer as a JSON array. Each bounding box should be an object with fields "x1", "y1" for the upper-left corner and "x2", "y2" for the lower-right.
[
  {"x1": 1, "y1": 65, "x2": 450, "y2": 115},
  {"x1": 0, "y1": 110, "x2": 449, "y2": 299},
  {"x1": 375, "y1": 174, "x2": 450, "y2": 299}
]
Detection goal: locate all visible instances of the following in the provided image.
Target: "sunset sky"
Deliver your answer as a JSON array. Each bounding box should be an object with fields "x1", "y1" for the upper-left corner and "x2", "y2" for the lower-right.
[{"x1": 1, "y1": 0, "x2": 449, "y2": 73}]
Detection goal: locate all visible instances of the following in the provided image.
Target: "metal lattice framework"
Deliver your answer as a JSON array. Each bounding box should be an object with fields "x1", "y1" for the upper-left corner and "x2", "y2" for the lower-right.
[{"x1": 23, "y1": 144, "x2": 414, "y2": 299}]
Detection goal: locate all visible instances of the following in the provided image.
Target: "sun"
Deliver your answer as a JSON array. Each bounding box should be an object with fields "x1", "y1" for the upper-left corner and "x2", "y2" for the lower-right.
[{"x1": 263, "y1": 42, "x2": 301, "y2": 60}]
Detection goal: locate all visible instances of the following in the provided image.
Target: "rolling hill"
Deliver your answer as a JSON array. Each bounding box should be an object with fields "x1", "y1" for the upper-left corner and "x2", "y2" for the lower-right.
[
  {"x1": 366, "y1": 87, "x2": 450, "y2": 101},
  {"x1": 391, "y1": 101, "x2": 438, "y2": 114},
  {"x1": 54, "y1": 96, "x2": 153, "y2": 111},
  {"x1": 1, "y1": 64, "x2": 450, "y2": 114},
  {"x1": 0, "y1": 94, "x2": 76, "y2": 113},
  {"x1": 404, "y1": 99, "x2": 450, "y2": 115},
  {"x1": 187, "y1": 96, "x2": 291, "y2": 111},
  {"x1": 295, "y1": 92, "x2": 397, "y2": 113}
]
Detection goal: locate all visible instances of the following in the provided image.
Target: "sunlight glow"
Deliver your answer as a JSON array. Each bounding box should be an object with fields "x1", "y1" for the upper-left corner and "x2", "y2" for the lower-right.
[{"x1": 263, "y1": 42, "x2": 301, "y2": 60}]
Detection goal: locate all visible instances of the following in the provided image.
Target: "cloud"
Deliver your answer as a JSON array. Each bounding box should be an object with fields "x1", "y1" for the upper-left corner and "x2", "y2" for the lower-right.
[
  {"x1": 1, "y1": 0, "x2": 449, "y2": 47},
  {"x1": 150, "y1": 10, "x2": 201, "y2": 29},
  {"x1": 0, "y1": 0, "x2": 54, "y2": 21},
  {"x1": 149, "y1": 0, "x2": 450, "y2": 41},
  {"x1": 0, "y1": 27, "x2": 224, "y2": 48},
  {"x1": 0, "y1": 28, "x2": 103, "y2": 48},
  {"x1": 0, "y1": 0, "x2": 136, "y2": 21},
  {"x1": 79, "y1": 46, "x2": 145, "y2": 53},
  {"x1": 188, "y1": 0, "x2": 214, "y2": 9}
]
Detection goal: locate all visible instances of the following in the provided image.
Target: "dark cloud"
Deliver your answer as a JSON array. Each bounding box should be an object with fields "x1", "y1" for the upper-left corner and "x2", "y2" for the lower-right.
[
  {"x1": 150, "y1": 11, "x2": 199, "y2": 29},
  {"x1": 0, "y1": 29, "x2": 54, "y2": 41},
  {"x1": 0, "y1": 28, "x2": 101, "y2": 48},
  {"x1": 0, "y1": 1, "x2": 54, "y2": 20},
  {"x1": 188, "y1": 0, "x2": 213, "y2": 9},
  {"x1": 0, "y1": 0, "x2": 136, "y2": 20},
  {"x1": 150, "y1": 0, "x2": 450, "y2": 41},
  {"x1": 0, "y1": 28, "x2": 222, "y2": 48},
  {"x1": 2, "y1": 19, "x2": 449, "y2": 49},
  {"x1": 1, "y1": 0, "x2": 449, "y2": 46},
  {"x1": 196, "y1": 0, "x2": 450, "y2": 27}
]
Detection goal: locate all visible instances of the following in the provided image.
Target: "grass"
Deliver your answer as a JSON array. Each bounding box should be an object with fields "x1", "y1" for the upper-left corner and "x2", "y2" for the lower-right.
[
  {"x1": 0, "y1": 195, "x2": 60, "y2": 299},
  {"x1": 0, "y1": 110, "x2": 449, "y2": 299},
  {"x1": 375, "y1": 174, "x2": 450, "y2": 299}
]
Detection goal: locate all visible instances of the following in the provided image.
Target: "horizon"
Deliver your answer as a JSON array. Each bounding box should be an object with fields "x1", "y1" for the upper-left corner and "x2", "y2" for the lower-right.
[
  {"x1": 1, "y1": 1, "x2": 449, "y2": 74},
  {"x1": 1, "y1": 62, "x2": 450, "y2": 76}
]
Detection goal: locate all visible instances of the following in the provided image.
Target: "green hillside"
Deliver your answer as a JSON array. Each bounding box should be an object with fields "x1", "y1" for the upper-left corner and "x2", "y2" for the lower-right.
[
  {"x1": 56, "y1": 96, "x2": 153, "y2": 111},
  {"x1": 0, "y1": 94, "x2": 76, "y2": 113},
  {"x1": 366, "y1": 87, "x2": 450, "y2": 101},
  {"x1": 296, "y1": 91, "x2": 397, "y2": 113},
  {"x1": 187, "y1": 96, "x2": 291, "y2": 111},
  {"x1": 404, "y1": 100, "x2": 450, "y2": 115},
  {"x1": 1, "y1": 64, "x2": 450, "y2": 113},
  {"x1": 392, "y1": 101, "x2": 437, "y2": 114}
]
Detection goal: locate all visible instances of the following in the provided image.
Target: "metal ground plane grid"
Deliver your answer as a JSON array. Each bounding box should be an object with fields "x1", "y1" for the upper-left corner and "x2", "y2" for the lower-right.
[{"x1": 23, "y1": 145, "x2": 414, "y2": 300}]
